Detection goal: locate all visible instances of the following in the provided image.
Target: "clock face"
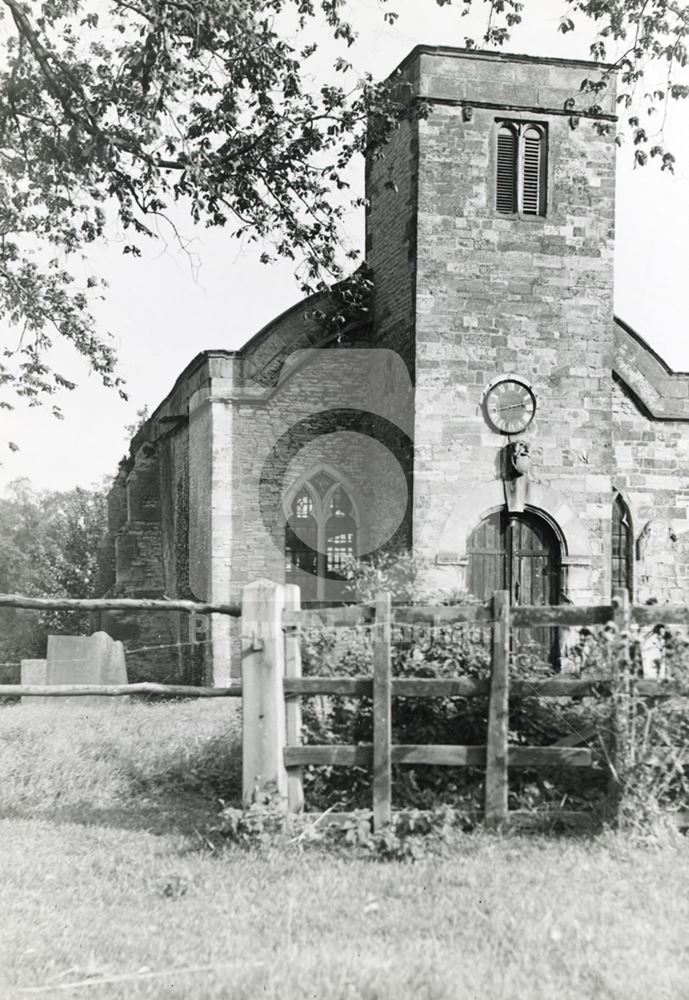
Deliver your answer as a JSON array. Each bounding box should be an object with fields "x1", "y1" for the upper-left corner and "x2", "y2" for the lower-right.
[{"x1": 483, "y1": 377, "x2": 536, "y2": 434}]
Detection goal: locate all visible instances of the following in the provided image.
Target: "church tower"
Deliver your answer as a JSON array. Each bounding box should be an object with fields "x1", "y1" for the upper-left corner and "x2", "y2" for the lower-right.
[
  {"x1": 366, "y1": 47, "x2": 618, "y2": 607},
  {"x1": 102, "y1": 44, "x2": 689, "y2": 685}
]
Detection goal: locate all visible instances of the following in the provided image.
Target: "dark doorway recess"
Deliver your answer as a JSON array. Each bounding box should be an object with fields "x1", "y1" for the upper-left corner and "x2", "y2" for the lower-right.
[{"x1": 467, "y1": 509, "x2": 561, "y2": 669}]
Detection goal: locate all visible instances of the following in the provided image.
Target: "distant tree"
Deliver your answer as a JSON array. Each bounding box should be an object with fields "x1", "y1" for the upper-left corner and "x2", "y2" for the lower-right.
[
  {"x1": 0, "y1": 479, "x2": 108, "y2": 672},
  {"x1": 0, "y1": 0, "x2": 686, "y2": 426},
  {"x1": 124, "y1": 405, "x2": 150, "y2": 441}
]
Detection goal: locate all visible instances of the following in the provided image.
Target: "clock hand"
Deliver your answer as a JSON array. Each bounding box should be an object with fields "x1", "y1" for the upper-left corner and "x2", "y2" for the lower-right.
[{"x1": 494, "y1": 402, "x2": 528, "y2": 412}]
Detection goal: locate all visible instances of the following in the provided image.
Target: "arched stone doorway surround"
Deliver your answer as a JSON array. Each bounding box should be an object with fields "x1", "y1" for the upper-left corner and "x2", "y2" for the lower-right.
[{"x1": 433, "y1": 481, "x2": 594, "y2": 603}]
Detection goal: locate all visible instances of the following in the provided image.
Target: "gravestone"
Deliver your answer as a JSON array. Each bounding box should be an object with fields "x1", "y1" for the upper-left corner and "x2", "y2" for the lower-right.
[
  {"x1": 20, "y1": 659, "x2": 48, "y2": 704},
  {"x1": 46, "y1": 632, "x2": 128, "y2": 703}
]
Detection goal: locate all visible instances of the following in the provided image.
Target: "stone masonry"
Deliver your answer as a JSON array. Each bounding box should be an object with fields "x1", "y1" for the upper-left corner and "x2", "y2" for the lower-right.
[{"x1": 98, "y1": 46, "x2": 689, "y2": 683}]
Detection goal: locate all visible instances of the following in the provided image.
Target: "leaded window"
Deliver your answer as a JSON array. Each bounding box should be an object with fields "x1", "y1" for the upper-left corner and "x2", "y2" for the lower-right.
[
  {"x1": 285, "y1": 487, "x2": 318, "y2": 598},
  {"x1": 612, "y1": 493, "x2": 633, "y2": 598},
  {"x1": 285, "y1": 475, "x2": 358, "y2": 601}
]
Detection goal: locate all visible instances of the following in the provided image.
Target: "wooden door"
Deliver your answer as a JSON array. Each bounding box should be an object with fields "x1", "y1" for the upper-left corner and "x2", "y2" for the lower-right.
[{"x1": 466, "y1": 510, "x2": 560, "y2": 669}]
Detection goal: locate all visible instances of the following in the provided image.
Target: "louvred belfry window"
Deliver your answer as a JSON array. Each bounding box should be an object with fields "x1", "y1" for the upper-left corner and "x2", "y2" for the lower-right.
[
  {"x1": 521, "y1": 127, "x2": 544, "y2": 214},
  {"x1": 495, "y1": 121, "x2": 547, "y2": 217},
  {"x1": 496, "y1": 124, "x2": 518, "y2": 214}
]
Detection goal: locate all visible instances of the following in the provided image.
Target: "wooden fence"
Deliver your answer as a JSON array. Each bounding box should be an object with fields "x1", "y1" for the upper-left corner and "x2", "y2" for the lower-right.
[
  {"x1": 0, "y1": 593, "x2": 242, "y2": 699},
  {"x1": 2, "y1": 583, "x2": 689, "y2": 831},
  {"x1": 242, "y1": 581, "x2": 689, "y2": 831}
]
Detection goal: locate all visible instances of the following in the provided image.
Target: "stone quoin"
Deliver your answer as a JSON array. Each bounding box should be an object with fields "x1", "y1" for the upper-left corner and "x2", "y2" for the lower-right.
[{"x1": 96, "y1": 46, "x2": 689, "y2": 685}]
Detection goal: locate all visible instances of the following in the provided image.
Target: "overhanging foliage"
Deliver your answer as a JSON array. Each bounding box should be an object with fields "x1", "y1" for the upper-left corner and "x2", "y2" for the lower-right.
[{"x1": 0, "y1": 0, "x2": 686, "y2": 424}]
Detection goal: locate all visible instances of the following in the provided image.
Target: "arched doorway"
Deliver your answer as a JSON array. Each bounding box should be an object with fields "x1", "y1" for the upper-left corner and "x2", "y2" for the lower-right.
[{"x1": 466, "y1": 509, "x2": 561, "y2": 668}]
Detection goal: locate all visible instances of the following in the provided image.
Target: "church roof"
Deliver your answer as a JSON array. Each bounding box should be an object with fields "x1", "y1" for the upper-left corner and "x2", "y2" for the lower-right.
[{"x1": 613, "y1": 317, "x2": 689, "y2": 419}]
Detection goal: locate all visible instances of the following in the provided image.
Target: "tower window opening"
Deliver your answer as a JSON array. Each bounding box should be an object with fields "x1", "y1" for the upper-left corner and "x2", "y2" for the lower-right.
[{"x1": 495, "y1": 121, "x2": 547, "y2": 217}]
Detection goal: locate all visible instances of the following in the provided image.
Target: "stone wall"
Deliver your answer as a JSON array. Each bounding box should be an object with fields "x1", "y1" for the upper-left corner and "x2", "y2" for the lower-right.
[
  {"x1": 404, "y1": 50, "x2": 618, "y2": 600},
  {"x1": 97, "y1": 46, "x2": 689, "y2": 687},
  {"x1": 99, "y1": 441, "x2": 185, "y2": 684},
  {"x1": 95, "y1": 357, "x2": 225, "y2": 684},
  {"x1": 612, "y1": 380, "x2": 689, "y2": 603},
  {"x1": 366, "y1": 112, "x2": 419, "y2": 376},
  {"x1": 222, "y1": 347, "x2": 414, "y2": 598}
]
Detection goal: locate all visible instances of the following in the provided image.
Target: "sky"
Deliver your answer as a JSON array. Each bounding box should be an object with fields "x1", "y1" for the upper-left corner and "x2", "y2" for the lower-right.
[{"x1": 2, "y1": 0, "x2": 689, "y2": 493}]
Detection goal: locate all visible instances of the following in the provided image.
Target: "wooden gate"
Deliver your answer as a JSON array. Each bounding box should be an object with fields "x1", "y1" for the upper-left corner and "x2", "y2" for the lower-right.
[{"x1": 466, "y1": 510, "x2": 560, "y2": 668}]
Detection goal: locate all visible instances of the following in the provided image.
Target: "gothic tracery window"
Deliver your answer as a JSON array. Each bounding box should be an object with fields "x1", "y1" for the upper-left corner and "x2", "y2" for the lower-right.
[
  {"x1": 285, "y1": 486, "x2": 318, "y2": 592},
  {"x1": 285, "y1": 475, "x2": 358, "y2": 601},
  {"x1": 612, "y1": 493, "x2": 633, "y2": 598},
  {"x1": 326, "y1": 488, "x2": 357, "y2": 579}
]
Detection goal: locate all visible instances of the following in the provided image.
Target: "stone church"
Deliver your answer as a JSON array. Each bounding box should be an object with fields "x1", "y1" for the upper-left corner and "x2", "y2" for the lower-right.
[{"x1": 96, "y1": 45, "x2": 689, "y2": 685}]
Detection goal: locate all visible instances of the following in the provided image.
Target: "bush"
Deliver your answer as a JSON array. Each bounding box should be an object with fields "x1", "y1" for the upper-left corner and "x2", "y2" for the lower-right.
[
  {"x1": 609, "y1": 624, "x2": 689, "y2": 831},
  {"x1": 295, "y1": 556, "x2": 689, "y2": 829},
  {"x1": 299, "y1": 555, "x2": 607, "y2": 814},
  {"x1": 212, "y1": 794, "x2": 468, "y2": 862},
  {"x1": 301, "y1": 616, "x2": 493, "y2": 811}
]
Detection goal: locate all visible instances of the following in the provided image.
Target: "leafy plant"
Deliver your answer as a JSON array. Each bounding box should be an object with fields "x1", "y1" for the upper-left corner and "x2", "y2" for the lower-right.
[
  {"x1": 299, "y1": 554, "x2": 687, "y2": 825},
  {"x1": 300, "y1": 559, "x2": 494, "y2": 811},
  {"x1": 1, "y1": 0, "x2": 687, "y2": 421},
  {"x1": 0, "y1": 0, "x2": 410, "y2": 419},
  {"x1": 212, "y1": 787, "x2": 289, "y2": 848},
  {"x1": 605, "y1": 623, "x2": 689, "y2": 832},
  {"x1": 301, "y1": 554, "x2": 495, "y2": 812},
  {"x1": 211, "y1": 792, "x2": 467, "y2": 860},
  {"x1": 338, "y1": 807, "x2": 458, "y2": 862}
]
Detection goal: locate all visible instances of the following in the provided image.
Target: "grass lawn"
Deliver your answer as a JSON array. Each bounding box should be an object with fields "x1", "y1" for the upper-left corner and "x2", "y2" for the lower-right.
[{"x1": 1, "y1": 701, "x2": 688, "y2": 1000}]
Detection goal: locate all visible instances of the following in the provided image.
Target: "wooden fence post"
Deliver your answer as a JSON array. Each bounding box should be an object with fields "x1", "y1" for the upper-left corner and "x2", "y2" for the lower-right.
[
  {"x1": 373, "y1": 592, "x2": 392, "y2": 831},
  {"x1": 485, "y1": 590, "x2": 510, "y2": 829},
  {"x1": 241, "y1": 580, "x2": 288, "y2": 807},
  {"x1": 609, "y1": 587, "x2": 632, "y2": 826},
  {"x1": 284, "y1": 583, "x2": 304, "y2": 814}
]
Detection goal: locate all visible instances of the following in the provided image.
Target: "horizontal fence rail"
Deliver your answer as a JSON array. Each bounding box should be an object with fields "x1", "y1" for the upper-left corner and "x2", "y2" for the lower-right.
[
  {"x1": 287, "y1": 600, "x2": 689, "y2": 629},
  {"x1": 283, "y1": 745, "x2": 596, "y2": 768},
  {"x1": 512, "y1": 603, "x2": 689, "y2": 628},
  {"x1": 7, "y1": 676, "x2": 683, "y2": 701},
  {"x1": 1, "y1": 683, "x2": 243, "y2": 698},
  {"x1": 283, "y1": 676, "x2": 686, "y2": 700},
  {"x1": 0, "y1": 594, "x2": 241, "y2": 616},
  {"x1": 7, "y1": 592, "x2": 689, "y2": 626},
  {"x1": 388, "y1": 604, "x2": 493, "y2": 624},
  {"x1": 4, "y1": 582, "x2": 689, "y2": 834},
  {"x1": 631, "y1": 605, "x2": 689, "y2": 626},
  {"x1": 243, "y1": 583, "x2": 689, "y2": 832}
]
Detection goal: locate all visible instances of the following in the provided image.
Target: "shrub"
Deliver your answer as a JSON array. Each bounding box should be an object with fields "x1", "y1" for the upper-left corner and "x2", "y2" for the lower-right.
[
  {"x1": 608, "y1": 624, "x2": 689, "y2": 832},
  {"x1": 213, "y1": 787, "x2": 289, "y2": 847},
  {"x1": 296, "y1": 555, "x2": 689, "y2": 829},
  {"x1": 299, "y1": 555, "x2": 611, "y2": 815},
  {"x1": 212, "y1": 796, "x2": 467, "y2": 862},
  {"x1": 300, "y1": 618, "x2": 492, "y2": 811}
]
